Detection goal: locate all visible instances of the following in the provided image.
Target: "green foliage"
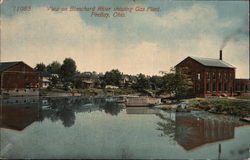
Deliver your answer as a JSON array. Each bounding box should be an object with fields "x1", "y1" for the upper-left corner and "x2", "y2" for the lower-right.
[
  {"x1": 47, "y1": 61, "x2": 61, "y2": 74},
  {"x1": 61, "y1": 58, "x2": 77, "y2": 79},
  {"x1": 35, "y1": 63, "x2": 46, "y2": 72},
  {"x1": 189, "y1": 98, "x2": 250, "y2": 116},
  {"x1": 150, "y1": 75, "x2": 163, "y2": 90},
  {"x1": 50, "y1": 76, "x2": 60, "y2": 88},
  {"x1": 74, "y1": 79, "x2": 82, "y2": 89},
  {"x1": 161, "y1": 67, "x2": 193, "y2": 99},
  {"x1": 104, "y1": 69, "x2": 122, "y2": 86},
  {"x1": 135, "y1": 73, "x2": 151, "y2": 91}
]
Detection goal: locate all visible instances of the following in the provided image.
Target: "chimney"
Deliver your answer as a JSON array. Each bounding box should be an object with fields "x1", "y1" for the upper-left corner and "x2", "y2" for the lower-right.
[{"x1": 219, "y1": 50, "x2": 222, "y2": 60}]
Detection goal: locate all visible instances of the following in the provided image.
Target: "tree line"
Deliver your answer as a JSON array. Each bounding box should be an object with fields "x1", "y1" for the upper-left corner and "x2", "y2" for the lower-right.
[{"x1": 35, "y1": 58, "x2": 192, "y2": 99}]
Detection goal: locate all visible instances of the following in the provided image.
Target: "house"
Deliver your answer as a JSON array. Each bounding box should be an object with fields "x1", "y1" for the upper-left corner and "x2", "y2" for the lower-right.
[
  {"x1": 40, "y1": 72, "x2": 51, "y2": 88},
  {"x1": 0, "y1": 61, "x2": 39, "y2": 96},
  {"x1": 39, "y1": 73, "x2": 60, "y2": 89},
  {"x1": 176, "y1": 50, "x2": 236, "y2": 97},
  {"x1": 73, "y1": 72, "x2": 101, "y2": 89},
  {"x1": 120, "y1": 75, "x2": 138, "y2": 88}
]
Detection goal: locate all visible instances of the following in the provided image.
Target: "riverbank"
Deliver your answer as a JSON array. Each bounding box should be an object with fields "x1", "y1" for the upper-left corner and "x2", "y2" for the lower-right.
[
  {"x1": 3, "y1": 89, "x2": 250, "y2": 118},
  {"x1": 39, "y1": 88, "x2": 138, "y2": 97},
  {"x1": 156, "y1": 97, "x2": 250, "y2": 117},
  {"x1": 188, "y1": 97, "x2": 250, "y2": 116}
]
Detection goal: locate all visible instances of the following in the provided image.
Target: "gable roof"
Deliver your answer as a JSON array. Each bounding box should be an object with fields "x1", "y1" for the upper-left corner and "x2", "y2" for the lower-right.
[
  {"x1": 0, "y1": 61, "x2": 22, "y2": 72},
  {"x1": 0, "y1": 61, "x2": 37, "y2": 72},
  {"x1": 189, "y1": 57, "x2": 235, "y2": 69}
]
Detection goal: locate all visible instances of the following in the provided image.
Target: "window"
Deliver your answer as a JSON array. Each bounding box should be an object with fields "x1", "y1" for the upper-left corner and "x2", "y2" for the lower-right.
[
  {"x1": 219, "y1": 83, "x2": 222, "y2": 91},
  {"x1": 196, "y1": 83, "x2": 200, "y2": 92},
  {"x1": 224, "y1": 83, "x2": 227, "y2": 91},
  {"x1": 213, "y1": 73, "x2": 216, "y2": 79},
  {"x1": 213, "y1": 82, "x2": 216, "y2": 91},
  {"x1": 218, "y1": 73, "x2": 221, "y2": 79},
  {"x1": 247, "y1": 85, "x2": 250, "y2": 92},
  {"x1": 16, "y1": 89, "x2": 19, "y2": 92},
  {"x1": 197, "y1": 73, "x2": 201, "y2": 80},
  {"x1": 241, "y1": 85, "x2": 244, "y2": 91},
  {"x1": 236, "y1": 85, "x2": 240, "y2": 91},
  {"x1": 206, "y1": 83, "x2": 210, "y2": 91},
  {"x1": 207, "y1": 72, "x2": 210, "y2": 79}
]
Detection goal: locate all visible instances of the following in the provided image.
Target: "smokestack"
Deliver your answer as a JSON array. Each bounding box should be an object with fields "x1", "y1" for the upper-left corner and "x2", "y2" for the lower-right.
[{"x1": 219, "y1": 50, "x2": 222, "y2": 60}]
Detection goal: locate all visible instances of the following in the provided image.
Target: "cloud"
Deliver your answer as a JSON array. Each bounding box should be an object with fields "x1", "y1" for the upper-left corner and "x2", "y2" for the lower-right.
[
  {"x1": 2, "y1": 8, "x2": 115, "y2": 70},
  {"x1": 1, "y1": 5, "x2": 249, "y2": 78}
]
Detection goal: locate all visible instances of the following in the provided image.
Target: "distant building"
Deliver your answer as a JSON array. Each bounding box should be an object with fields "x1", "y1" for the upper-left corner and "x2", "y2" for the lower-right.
[
  {"x1": 39, "y1": 73, "x2": 60, "y2": 89},
  {"x1": 40, "y1": 72, "x2": 52, "y2": 88},
  {"x1": 175, "y1": 50, "x2": 250, "y2": 97},
  {"x1": 73, "y1": 72, "x2": 101, "y2": 89},
  {"x1": 0, "y1": 61, "x2": 39, "y2": 96},
  {"x1": 235, "y1": 78, "x2": 250, "y2": 96},
  {"x1": 120, "y1": 75, "x2": 138, "y2": 88}
]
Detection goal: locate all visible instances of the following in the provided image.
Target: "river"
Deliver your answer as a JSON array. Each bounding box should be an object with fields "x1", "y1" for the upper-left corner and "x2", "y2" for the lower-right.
[{"x1": 0, "y1": 96, "x2": 249, "y2": 159}]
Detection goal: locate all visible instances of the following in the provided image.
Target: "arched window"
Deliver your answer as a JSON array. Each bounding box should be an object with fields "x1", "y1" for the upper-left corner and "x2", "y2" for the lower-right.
[
  {"x1": 197, "y1": 73, "x2": 201, "y2": 80},
  {"x1": 213, "y1": 72, "x2": 216, "y2": 79}
]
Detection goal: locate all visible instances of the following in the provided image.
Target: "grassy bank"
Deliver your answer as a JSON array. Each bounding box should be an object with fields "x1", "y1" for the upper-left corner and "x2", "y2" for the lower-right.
[{"x1": 188, "y1": 98, "x2": 250, "y2": 116}]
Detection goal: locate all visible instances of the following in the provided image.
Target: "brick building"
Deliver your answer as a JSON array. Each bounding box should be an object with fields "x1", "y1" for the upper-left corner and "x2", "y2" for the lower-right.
[
  {"x1": 235, "y1": 78, "x2": 250, "y2": 96},
  {"x1": 176, "y1": 50, "x2": 249, "y2": 97},
  {"x1": 0, "y1": 61, "x2": 40, "y2": 96}
]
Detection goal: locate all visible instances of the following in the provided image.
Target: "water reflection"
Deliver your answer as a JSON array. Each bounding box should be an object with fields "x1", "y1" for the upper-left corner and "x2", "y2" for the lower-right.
[
  {"x1": 1, "y1": 96, "x2": 124, "y2": 129},
  {"x1": 156, "y1": 111, "x2": 248, "y2": 151},
  {"x1": 1, "y1": 97, "x2": 249, "y2": 155},
  {"x1": 0, "y1": 104, "x2": 39, "y2": 131},
  {"x1": 1, "y1": 97, "x2": 250, "y2": 159},
  {"x1": 126, "y1": 107, "x2": 160, "y2": 114}
]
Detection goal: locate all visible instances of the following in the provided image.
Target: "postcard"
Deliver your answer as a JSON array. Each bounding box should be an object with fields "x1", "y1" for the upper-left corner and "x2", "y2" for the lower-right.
[{"x1": 0, "y1": 0, "x2": 249, "y2": 159}]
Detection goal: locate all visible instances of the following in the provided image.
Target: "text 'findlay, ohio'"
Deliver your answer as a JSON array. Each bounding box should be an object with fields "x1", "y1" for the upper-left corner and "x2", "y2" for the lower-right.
[{"x1": 91, "y1": 6, "x2": 160, "y2": 18}]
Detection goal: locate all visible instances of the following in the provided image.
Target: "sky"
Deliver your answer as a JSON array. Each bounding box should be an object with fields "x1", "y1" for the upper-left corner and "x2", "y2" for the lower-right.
[{"x1": 0, "y1": 0, "x2": 249, "y2": 78}]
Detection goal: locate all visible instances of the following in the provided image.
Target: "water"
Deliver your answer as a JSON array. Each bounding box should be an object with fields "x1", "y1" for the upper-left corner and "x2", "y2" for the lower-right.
[{"x1": 1, "y1": 97, "x2": 250, "y2": 159}]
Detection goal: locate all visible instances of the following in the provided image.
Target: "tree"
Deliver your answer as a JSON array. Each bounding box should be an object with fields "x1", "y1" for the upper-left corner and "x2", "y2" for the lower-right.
[
  {"x1": 60, "y1": 58, "x2": 77, "y2": 79},
  {"x1": 150, "y1": 75, "x2": 163, "y2": 90},
  {"x1": 135, "y1": 74, "x2": 151, "y2": 91},
  {"x1": 35, "y1": 63, "x2": 46, "y2": 72},
  {"x1": 104, "y1": 69, "x2": 122, "y2": 86},
  {"x1": 47, "y1": 61, "x2": 61, "y2": 74},
  {"x1": 161, "y1": 67, "x2": 192, "y2": 99}
]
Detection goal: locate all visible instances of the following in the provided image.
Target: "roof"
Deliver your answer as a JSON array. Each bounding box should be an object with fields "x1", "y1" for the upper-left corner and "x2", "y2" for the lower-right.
[
  {"x1": 189, "y1": 57, "x2": 235, "y2": 69},
  {"x1": 0, "y1": 61, "x2": 22, "y2": 72},
  {"x1": 74, "y1": 72, "x2": 99, "y2": 79}
]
